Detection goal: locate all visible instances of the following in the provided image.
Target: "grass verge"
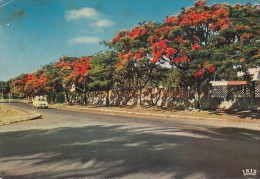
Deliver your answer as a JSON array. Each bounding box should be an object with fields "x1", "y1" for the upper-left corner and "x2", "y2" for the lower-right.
[{"x1": 0, "y1": 104, "x2": 28, "y2": 124}]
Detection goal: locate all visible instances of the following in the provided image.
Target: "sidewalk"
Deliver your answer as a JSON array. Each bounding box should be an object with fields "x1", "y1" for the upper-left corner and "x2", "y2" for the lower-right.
[{"x1": 50, "y1": 104, "x2": 260, "y2": 123}]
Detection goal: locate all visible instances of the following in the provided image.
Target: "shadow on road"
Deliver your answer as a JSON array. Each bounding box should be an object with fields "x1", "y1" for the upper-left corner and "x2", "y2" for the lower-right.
[{"x1": 0, "y1": 124, "x2": 260, "y2": 178}]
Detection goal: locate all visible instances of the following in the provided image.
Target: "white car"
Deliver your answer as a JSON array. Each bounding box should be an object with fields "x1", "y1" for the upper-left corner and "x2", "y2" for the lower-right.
[{"x1": 33, "y1": 97, "x2": 48, "y2": 109}]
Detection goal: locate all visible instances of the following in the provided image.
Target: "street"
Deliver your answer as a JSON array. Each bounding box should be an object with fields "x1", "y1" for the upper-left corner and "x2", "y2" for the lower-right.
[{"x1": 0, "y1": 103, "x2": 260, "y2": 179}]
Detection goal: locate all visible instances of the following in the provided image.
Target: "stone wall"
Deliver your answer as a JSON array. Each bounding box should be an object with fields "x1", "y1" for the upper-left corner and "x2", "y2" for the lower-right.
[{"x1": 71, "y1": 84, "x2": 260, "y2": 110}]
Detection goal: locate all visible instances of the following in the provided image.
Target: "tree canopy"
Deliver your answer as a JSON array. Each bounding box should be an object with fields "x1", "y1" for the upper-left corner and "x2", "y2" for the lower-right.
[{"x1": 6, "y1": 1, "x2": 259, "y2": 109}]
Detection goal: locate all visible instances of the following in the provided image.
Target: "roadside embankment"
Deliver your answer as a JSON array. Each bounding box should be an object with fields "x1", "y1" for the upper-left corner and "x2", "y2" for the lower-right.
[{"x1": 0, "y1": 103, "x2": 41, "y2": 125}]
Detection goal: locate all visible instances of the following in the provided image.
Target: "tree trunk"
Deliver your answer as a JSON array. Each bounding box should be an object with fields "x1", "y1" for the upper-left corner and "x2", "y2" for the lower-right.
[
  {"x1": 106, "y1": 89, "x2": 110, "y2": 107},
  {"x1": 50, "y1": 91, "x2": 56, "y2": 104},
  {"x1": 83, "y1": 92, "x2": 87, "y2": 105},
  {"x1": 52, "y1": 91, "x2": 57, "y2": 103},
  {"x1": 83, "y1": 83, "x2": 87, "y2": 105},
  {"x1": 194, "y1": 80, "x2": 201, "y2": 110},
  {"x1": 65, "y1": 91, "x2": 71, "y2": 104},
  {"x1": 250, "y1": 81, "x2": 255, "y2": 99},
  {"x1": 250, "y1": 81, "x2": 256, "y2": 110},
  {"x1": 50, "y1": 92, "x2": 54, "y2": 104},
  {"x1": 137, "y1": 87, "x2": 142, "y2": 107}
]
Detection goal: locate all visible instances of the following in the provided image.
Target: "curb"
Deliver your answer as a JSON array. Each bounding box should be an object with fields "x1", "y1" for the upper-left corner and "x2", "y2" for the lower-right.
[
  {"x1": 54, "y1": 105, "x2": 260, "y2": 123},
  {"x1": 61, "y1": 105, "x2": 224, "y2": 121},
  {"x1": 0, "y1": 111, "x2": 42, "y2": 126}
]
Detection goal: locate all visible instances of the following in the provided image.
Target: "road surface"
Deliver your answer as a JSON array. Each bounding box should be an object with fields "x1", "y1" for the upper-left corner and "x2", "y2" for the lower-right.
[{"x1": 0, "y1": 103, "x2": 260, "y2": 179}]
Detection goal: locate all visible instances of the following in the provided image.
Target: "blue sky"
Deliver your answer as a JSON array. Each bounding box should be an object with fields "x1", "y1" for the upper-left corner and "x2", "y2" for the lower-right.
[{"x1": 0, "y1": 0, "x2": 259, "y2": 81}]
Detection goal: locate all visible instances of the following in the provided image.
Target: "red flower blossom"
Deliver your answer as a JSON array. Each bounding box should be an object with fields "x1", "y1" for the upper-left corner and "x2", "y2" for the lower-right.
[
  {"x1": 155, "y1": 26, "x2": 171, "y2": 35},
  {"x1": 174, "y1": 37, "x2": 186, "y2": 44},
  {"x1": 240, "y1": 33, "x2": 252, "y2": 42},
  {"x1": 134, "y1": 50, "x2": 145, "y2": 60},
  {"x1": 212, "y1": 8, "x2": 229, "y2": 18},
  {"x1": 174, "y1": 54, "x2": 189, "y2": 64},
  {"x1": 164, "y1": 16, "x2": 177, "y2": 24},
  {"x1": 209, "y1": 24, "x2": 216, "y2": 30},
  {"x1": 191, "y1": 43, "x2": 202, "y2": 51},
  {"x1": 149, "y1": 35, "x2": 157, "y2": 43},
  {"x1": 216, "y1": 18, "x2": 231, "y2": 30},
  {"x1": 207, "y1": 65, "x2": 216, "y2": 73},
  {"x1": 166, "y1": 48, "x2": 177, "y2": 58},
  {"x1": 194, "y1": 69, "x2": 205, "y2": 78},
  {"x1": 152, "y1": 40, "x2": 168, "y2": 51},
  {"x1": 179, "y1": 18, "x2": 192, "y2": 26},
  {"x1": 234, "y1": 25, "x2": 243, "y2": 31},
  {"x1": 195, "y1": 0, "x2": 206, "y2": 6},
  {"x1": 129, "y1": 26, "x2": 148, "y2": 40},
  {"x1": 111, "y1": 31, "x2": 128, "y2": 43},
  {"x1": 123, "y1": 53, "x2": 133, "y2": 61}
]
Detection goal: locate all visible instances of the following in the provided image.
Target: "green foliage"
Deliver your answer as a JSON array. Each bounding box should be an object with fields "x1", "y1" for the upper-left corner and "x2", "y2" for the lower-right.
[
  {"x1": 0, "y1": 81, "x2": 9, "y2": 95},
  {"x1": 164, "y1": 68, "x2": 192, "y2": 88},
  {"x1": 88, "y1": 51, "x2": 117, "y2": 91}
]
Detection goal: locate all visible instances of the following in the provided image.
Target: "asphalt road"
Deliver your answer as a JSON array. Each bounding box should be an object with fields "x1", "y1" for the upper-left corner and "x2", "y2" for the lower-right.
[{"x1": 0, "y1": 103, "x2": 260, "y2": 179}]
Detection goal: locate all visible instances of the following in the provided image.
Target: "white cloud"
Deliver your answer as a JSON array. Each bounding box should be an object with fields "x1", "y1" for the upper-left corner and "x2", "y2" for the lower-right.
[
  {"x1": 65, "y1": 7, "x2": 115, "y2": 29},
  {"x1": 68, "y1": 36, "x2": 101, "y2": 44},
  {"x1": 91, "y1": 19, "x2": 114, "y2": 28},
  {"x1": 65, "y1": 7, "x2": 100, "y2": 21}
]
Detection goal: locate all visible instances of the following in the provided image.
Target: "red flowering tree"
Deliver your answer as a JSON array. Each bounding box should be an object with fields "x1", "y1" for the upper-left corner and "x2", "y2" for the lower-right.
[
  {"x1": 11, "y1": 73, "x2": 39, "y2": 98},
  {"x1": 209, "y1": 3, "x2": 260, "y2": 102},
  {"x1": 55, "y1": 56, "x2": 78, "y2": 103},
  {"x1": 109, "y1": 1, "x2": 233, "y2": 108},
  {"x1": 146, "y1": 0, "x2": 231, "y2": 109},
  {"x1": 21, "y1": 70, "x2": 48, "y2": 97},
  {"x1": 39, "y1": 63, "x2": 64, "y2": 103},
  {"x1": 110, "y1": 22, "x2": 161, "y2": 106},
  {"x1": 10, "y1": 72, "x2": 50, "y2": 99},
  {"x1": 55, "y1": 56, "x2": 91, "y2": 105},
  {"x1": 23, "y1": 73, "x2": 38, "y2": 96},
  {"x1": 70, "y1": 56, "x2": 91, "y2": 105},
  {"x1": 211, "y1": 3, "x2": 260, "y2": 80},
  {"x1": 10, "y1": 74, "x2": 28, "y2": 97}
]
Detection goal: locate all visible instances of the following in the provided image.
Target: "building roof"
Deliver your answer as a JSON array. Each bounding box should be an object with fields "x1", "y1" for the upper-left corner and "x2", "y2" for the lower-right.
[{"x1": 210, "y1": 81, "x2": 249, "y2": 86}]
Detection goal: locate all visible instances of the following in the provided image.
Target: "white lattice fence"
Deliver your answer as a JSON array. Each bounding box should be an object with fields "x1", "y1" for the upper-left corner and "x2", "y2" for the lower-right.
[
  {"x1": 212, "y1": 84, "x2": 260, "y2": 98},
  {"x1": 212, "y1": 85, "x2": 228, "y2": 98},
  {"x1": 255, "y1": 84, "x2": 260, "y2": 98}
]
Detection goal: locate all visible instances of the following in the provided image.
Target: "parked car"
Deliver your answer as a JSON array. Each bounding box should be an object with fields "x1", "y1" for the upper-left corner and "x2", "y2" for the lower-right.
[{"x1": 33, "y1": 96, "x2": 48, "y2": 109}]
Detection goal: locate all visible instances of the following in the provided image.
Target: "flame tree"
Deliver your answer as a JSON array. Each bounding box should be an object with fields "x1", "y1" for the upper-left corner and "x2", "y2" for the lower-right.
[
  {"x1": 110, "y1": 22, "x2": 162, "y2": 106},
  {"x1": 55, "y1": 56, "x2": 77, "y2": 103},
  {"x1": 209, "y1": 3, "x2": 260, "y2": 101},
  {"x1": 110, "y1": 0, "x2": 231, "y2": 109},
  {"x1": 210, "y1": 3, "x2": 260, "y2": 80},
  {"x1": 40, "y1": 63, "x2": 63, "y2": 103},
  {"x1": 55, "y1": 56, "x2": 91, "y2": 105},
  {"x1": 155, "y1": 1, "x2": 232, "y2": 109}
]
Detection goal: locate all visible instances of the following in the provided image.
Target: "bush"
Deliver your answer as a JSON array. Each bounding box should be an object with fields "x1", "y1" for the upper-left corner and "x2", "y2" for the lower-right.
[{"x1": 55, "y1": 93, "x2": 65, "y2": 103}]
